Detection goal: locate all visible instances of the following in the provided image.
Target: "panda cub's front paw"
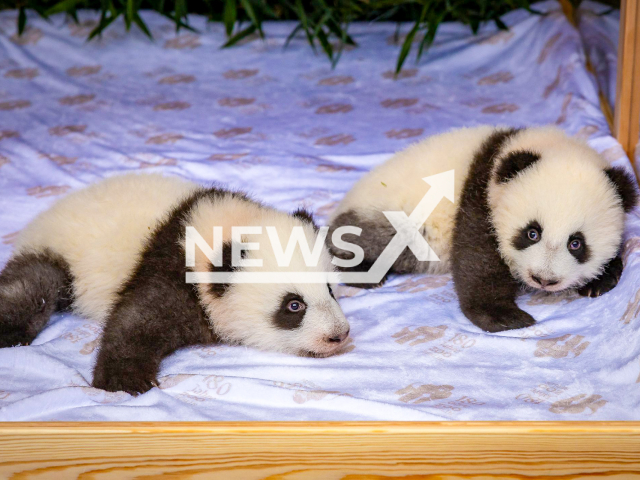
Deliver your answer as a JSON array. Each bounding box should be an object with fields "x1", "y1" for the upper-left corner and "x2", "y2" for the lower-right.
[
  {"x1": 92, "y1": 358, "x2": 158, "y2": 395},
  {"x1": 464, "y1": 304, "x2": 536, "y2": 333},
  {"x1": 578, "y1": 256, "x2": 623, "y2": 298}
]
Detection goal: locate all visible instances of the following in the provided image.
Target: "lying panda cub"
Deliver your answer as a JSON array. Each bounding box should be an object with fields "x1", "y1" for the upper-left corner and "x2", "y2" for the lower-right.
[
  {"x1": 0, "y1": 174, "x2": 349, "y2": 394},
  {"x1": 329, "y1": 126, "x2": 638, "y2": 333}
]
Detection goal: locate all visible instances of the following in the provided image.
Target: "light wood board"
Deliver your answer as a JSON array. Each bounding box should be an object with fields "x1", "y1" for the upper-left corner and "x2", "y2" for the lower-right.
[{"x1": 0, "y1": 422, "x2": 639, "y2": 478}]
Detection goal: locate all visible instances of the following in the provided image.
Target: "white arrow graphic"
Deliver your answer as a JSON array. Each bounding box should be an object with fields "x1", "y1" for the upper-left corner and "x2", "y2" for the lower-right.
[{"x1": 340, "y1": 169, "x2": 455, "y2": 284}]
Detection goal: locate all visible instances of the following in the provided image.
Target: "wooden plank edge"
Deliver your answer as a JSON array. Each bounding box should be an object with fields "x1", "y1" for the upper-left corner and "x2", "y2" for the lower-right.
[{"x1": 615, "y1": 0, "x2": 640, "y2": 162}]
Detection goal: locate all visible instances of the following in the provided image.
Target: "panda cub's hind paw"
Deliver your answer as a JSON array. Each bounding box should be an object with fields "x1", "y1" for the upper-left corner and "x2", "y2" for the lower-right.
[
  {"x1": 92, "y1": 359, "x2": 159, "y2": 396},
  {"x1": 92, "y1": 371, "x2": 157, "y2": 396},
  {"x1": 0, "y1": 328, "x2": 33, "y2": 348},
  {"x1": 578, "y1": 256, "x2": 623, "y2": 298}
]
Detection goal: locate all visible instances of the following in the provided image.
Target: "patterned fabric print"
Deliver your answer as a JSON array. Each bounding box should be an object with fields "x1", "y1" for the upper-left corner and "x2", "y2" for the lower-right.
[{"x1": 0, "y1": 1, "x2": 639, "y2": 421}]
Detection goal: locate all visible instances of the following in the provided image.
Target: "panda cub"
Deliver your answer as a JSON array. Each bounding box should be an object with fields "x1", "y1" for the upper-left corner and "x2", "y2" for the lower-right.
[
  {"x1": 0, "y1": 174, "x2": 349, "y2": 394},
  {"x1": 329, "y1": 126, "x2": 638, "y2": 333}
]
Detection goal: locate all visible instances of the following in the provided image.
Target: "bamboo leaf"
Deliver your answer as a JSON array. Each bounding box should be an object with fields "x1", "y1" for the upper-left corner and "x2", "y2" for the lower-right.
[
  {"x1": 133, "y1": 11, "x2": 153, "y2": 38},
  {"x1": 494, "y1": 16, "x2": 507, "y2": 30},
  {"x1": 326, "y1": 18, "x2": 356, "y2": 46},
  {"x1": 223, "y1": 0, "x2": 237, "y2": 36},
  {"x1": 395, "y1": 21, "x2": 419, "y2": 75},
  {"x1": 284, "y1": 22, "x2": 302, "y2": 48},
  {"x1": 88, "y1": 10, "x2": 120, "y2": 40},
  {"x1": 417, "y1": 10, "x2": 444, "y2": 61},
  {"x1": 18, "y1": 7, "x2": 26, "y2": 35},
  {"x1": 158, "y1": 11, "x2": 197, "y2": 31},
  {"x1": 125, "y1": 0, "x2": 133, "y2": 30},
  {"x1": 174, "y1": 0, "x2": 187, "y2": 31},
  {"x1": 316, "y1": 28, "x2": 333, "y2": 62},
  {"x1": 239, "y1": 0, "x2": 263, "y2": 37},
  {"x1": 314, "y1": 9, "x2": 333, "y2": 37},
  {"x1": 45, "y1": 0, "x2": 82, "y2": 16},
  {"x1": 221, "y1": 23, "x2": 256, "y2": 47},
  {"x1": 293, "y1": 0, "x2": 315, "y2": 52}
]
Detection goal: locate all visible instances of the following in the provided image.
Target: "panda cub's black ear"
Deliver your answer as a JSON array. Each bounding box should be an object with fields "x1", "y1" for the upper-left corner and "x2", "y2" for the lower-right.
[
  {"x1": 605, "y1": 167, "x2": 639, "y2": 213},
  {"x1": 292, "y1": 208, "x2": 318, "y2": 230},
  {"x1": 495, "y1": 150, "x2": 541, "y2": 183}
]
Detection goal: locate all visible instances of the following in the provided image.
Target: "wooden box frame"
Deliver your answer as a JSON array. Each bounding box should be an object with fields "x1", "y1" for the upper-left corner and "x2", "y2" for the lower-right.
[{"x1": 1, "y1": 1, "x2": 640, "y2": 477}]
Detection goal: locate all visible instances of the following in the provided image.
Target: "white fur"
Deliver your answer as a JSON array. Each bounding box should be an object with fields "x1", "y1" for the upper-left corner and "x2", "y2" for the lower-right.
[
  {"x1": 332, "y1": 125, "x2": 627, "y2": 292},
  {"x1": 15, "y1": 174, "x2": 198, "y2": 321}
]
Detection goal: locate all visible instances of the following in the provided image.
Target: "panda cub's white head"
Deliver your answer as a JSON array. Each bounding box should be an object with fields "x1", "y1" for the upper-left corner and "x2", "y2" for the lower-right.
[
  {"x1": 188, "y1": 194, "x2": 350, "y2": 358},
  {"x1": 489, "y1": 127, "x2": 638, "y2": 292}
]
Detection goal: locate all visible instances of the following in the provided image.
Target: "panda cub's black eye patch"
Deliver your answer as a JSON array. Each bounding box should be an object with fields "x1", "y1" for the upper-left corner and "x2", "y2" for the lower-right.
[
  {"x1": 512, "y1": 221, "x2": 542, "y2": 250},
  {"x1": 567, "y1": 232, "x2": 590, "y2": 264},
  {"x1": 272, "y1": 293, "x2": 307, "y2": 330}
]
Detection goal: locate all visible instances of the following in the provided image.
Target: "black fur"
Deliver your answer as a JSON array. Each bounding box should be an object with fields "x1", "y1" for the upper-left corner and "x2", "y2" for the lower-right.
[
  {"x1": 91, "y1": 188, "x2": 252, "y2": 395},
  {"x1": 605, "y1": 167, "x2": 639, "y2": 213},
  {"x1": 495, "y1": 150, "x2": 541, "y2": 183},
  {"x1": 209, "y1": 242, "x2": 243, "y2": 298},
  {"x1": 0, "y1": 249, "x2": 74, "y2": 347},
  {"x1": 292, "y1": 208, "x2": 318, "y2": 229},
  {"x1": 451, "y1": 128, "x2": 537, "y2": 333},
  {"x1": 272, "y1": 292, "x2": 306, "y2": 330},
  {"x1": 327, "y1": 283, "x2": 335, "y2": 300},
  {"x1": 327, "y1": 209, "x2": 419, "y2": 288},
  {"x1": 578, "y1": 254, "x2": 623, "y2": 298},
  {"x1": 567, "y1": 232, "x2": 590, "y2": 264},
  {"x1": 511, "y1": 221, "x2": 542, "y2": 251}
]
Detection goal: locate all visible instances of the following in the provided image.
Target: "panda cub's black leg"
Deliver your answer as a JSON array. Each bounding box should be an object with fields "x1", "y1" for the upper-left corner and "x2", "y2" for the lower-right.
[
  {"x1": 92, "y1": 277, "x2": 216, "y2": 395},
  {"x1": 578, "y1": 255, "x2": 623, "y2": 298},
  {"x1": 0, "y1": 250, "x2": 73, "y2": 347}
]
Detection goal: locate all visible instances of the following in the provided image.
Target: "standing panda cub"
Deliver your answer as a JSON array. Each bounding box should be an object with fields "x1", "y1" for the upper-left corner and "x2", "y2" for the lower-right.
[
  {"x1": 329, "y1": 126, "x2": 638, "y2": 333},
  {"x1": 0, "y1": 174, "x2": 349, "y2": 394}
]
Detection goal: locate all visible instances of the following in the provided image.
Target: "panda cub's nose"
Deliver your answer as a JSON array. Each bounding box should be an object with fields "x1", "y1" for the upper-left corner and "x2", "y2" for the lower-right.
[
  {"x1": 327, "y1": 328, "x2": 350, "y2": 343},
  {"x1": 531, "y1": 275, "x2": 559, "y2": 287}
]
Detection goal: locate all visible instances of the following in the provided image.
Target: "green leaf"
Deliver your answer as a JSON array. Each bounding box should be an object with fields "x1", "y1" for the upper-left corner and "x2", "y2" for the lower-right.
[
  {"x1": 125, "y1": 0, "x2": 134, "y2": 30},
  {"x1": 158, "y1": 11, "x2": 197, "y2": 32},
  {"x1": 395, "y1": 21, "x2": 419, "y2": 75},
  {"x1": 284, "y1": 23, "x2": 302, "y2": 48},
  {"x1": 223, "y1": 0, "x2": 237, "y2": 36},
  {"x1": 326, "y1": 18, "x2": 356, "y2": 46},
  {"x1": 174, "y1": 0, "x2": 187, "y2": 31},
  {"x1": 221, "y1": 23, "x2": 256, "y2": 47},
  {"x1": 417, "y1": 10, "x2": 444, "y2": 61},
  {"x1": 44, "y1": 0, "x2": 82, "y2": 16},
  {"x1": 239, "y1": 0, "x2": 263, "y2": 38},
  {"x1": 133, "y1": 11, "x2": 153, "y2": 38},
  {"x1": 88, "y1": 10, "x2": 120, "y2": 40},
  {"x1": 316, "y1": 28, "x2": 333, "y2": 62},
  {"x1": 18, "y1": 7, "x2": 26, "y2": 35},
  {"x1": 494, "y1": 16, "x2": 507, "y2": 30},
  {"x1": 314, "y1": 9, "x2": 333, "y2": 37},
  {"x1": 293, "y1": 0, "x2": 315, "y2": 52}
]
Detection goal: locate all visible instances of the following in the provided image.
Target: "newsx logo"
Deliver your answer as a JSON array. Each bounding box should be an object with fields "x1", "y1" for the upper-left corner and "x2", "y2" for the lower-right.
[{"x1": 185, "y1": 171, "x2": 454, "y2": 284}]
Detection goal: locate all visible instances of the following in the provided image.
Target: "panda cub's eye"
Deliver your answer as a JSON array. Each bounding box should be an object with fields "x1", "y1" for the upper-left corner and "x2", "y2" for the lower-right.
[
  {"x1": 287, "y1": 300, "x2": 306, "y2": 313},
  {"x1": 527, "y1": 228, "x2": 540, "y2": 241},
  {"x1": 568, "y1": 239, "x2": 581, "y2": 250}
]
